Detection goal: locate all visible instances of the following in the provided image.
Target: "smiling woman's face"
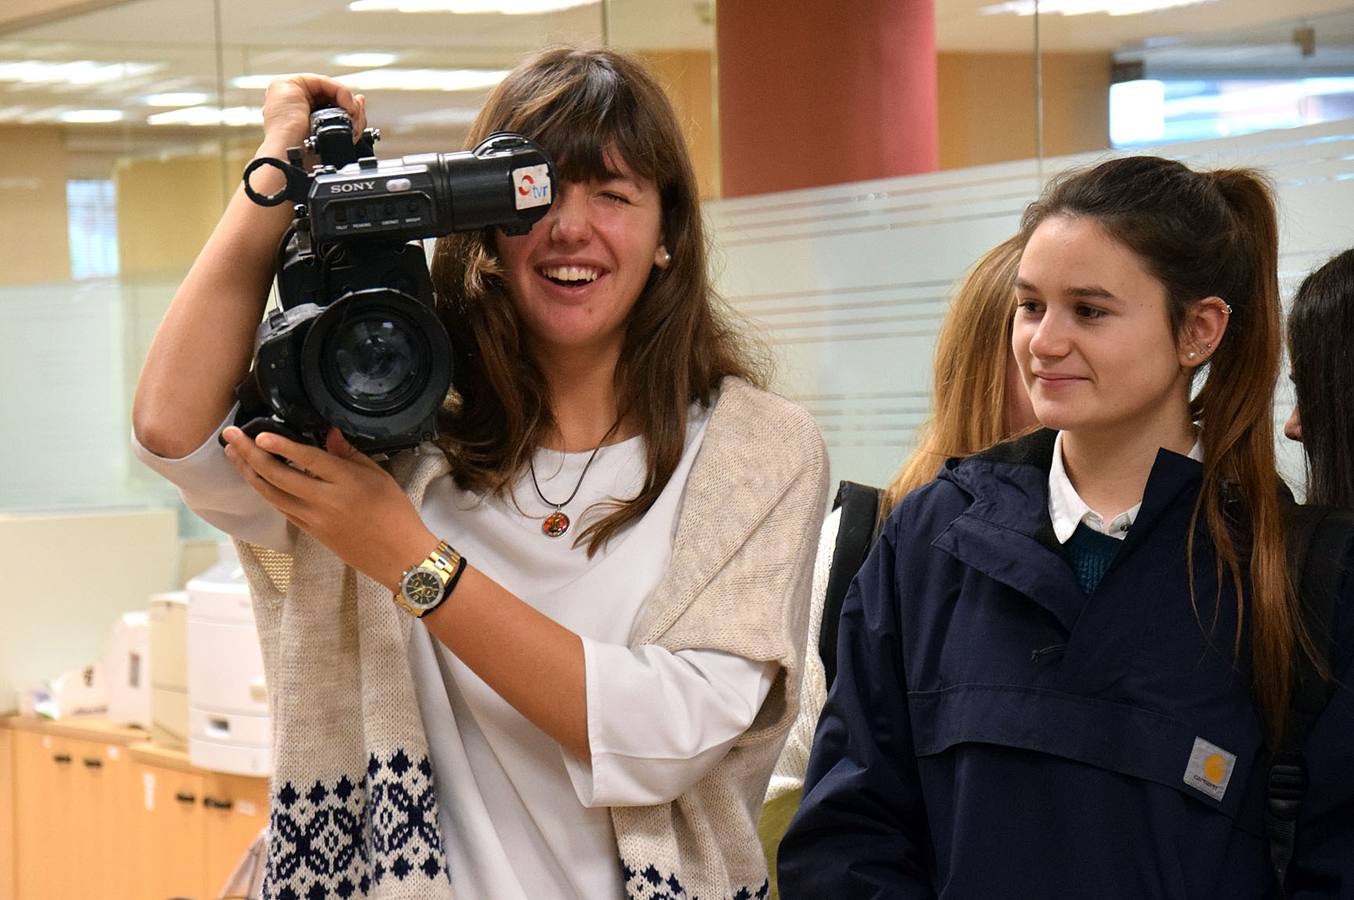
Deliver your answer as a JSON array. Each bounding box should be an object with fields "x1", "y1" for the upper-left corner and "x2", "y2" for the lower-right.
[
  {"x1": 1011, "y1": 215, "x2": 1190, "y2": 439},
  {"x1": 494, "y1": 150, "x2": 666, "y2": 364}
]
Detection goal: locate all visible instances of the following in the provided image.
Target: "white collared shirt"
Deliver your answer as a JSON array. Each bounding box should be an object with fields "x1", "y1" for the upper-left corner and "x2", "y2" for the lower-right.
[{"x1": 1048, "y1": 431, "x2": 1204, "y2": 544}]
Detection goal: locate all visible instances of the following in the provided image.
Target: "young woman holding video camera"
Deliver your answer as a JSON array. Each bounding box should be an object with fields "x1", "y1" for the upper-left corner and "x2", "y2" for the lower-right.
[
  {"x1": 778, "y1": 156, "x2": 1354, "y2": 897},
  {"x1": 134, "y1": 48, "x2": 826, "y2": 900}
]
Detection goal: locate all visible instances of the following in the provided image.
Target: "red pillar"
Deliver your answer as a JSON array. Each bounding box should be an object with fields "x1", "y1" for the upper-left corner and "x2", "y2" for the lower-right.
[{"x1": 716, "y1": 0, "x2": 939, "y2": 197}]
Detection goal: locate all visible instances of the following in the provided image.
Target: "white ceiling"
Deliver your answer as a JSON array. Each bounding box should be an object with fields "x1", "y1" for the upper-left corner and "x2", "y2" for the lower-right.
[
  {"x1": 0, "y1": 0, "x2": 721, "y2": 161},
  {"x1": 4, "y1": 0, "x2": 717, "y2": 54},
  {"x1": 12, "y1": 0, "x2": 1350, "y2": 54},
  {"x1": 936, "y1": 0, "x2": 1354, "y2": 52},
  {"x1": 2, "y1": 0, "x2": 1352, "y2": 168}
]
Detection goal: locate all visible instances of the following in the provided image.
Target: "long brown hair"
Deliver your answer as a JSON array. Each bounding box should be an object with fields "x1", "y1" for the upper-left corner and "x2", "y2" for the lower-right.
[
  {"x1": 883, "y1": 234, "x2": 1027, "y2": 511},
  {"x1": 1288, "y1": 248, "x2": 1354, "y2": 507},
  {"x1": 1020, "y1": 156, "x2": 1303, "y2": 739},
  {"x1": 431, "y1": 47, "x2": 767, "y2": 553}
]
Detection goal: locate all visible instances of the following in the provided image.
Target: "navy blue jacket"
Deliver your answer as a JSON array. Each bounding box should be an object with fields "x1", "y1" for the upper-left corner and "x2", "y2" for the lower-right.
[{"x1": 780, "y1": 430, "x2": 1354, "y2": 899}]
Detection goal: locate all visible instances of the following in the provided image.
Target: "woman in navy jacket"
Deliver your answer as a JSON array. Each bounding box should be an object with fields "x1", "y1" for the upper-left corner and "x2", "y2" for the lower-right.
[{"x1": 779, "y1": 156, "x2": 1354, "y2": 898}]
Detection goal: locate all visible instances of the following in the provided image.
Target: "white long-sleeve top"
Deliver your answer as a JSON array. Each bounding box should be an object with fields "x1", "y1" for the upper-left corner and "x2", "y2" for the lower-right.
[
  {"x1": 133, "y1": 403, "x2": 775, "y2": 900},
  {"x1": 766, "y1": 506, "x2": 837, "y2": 803}
]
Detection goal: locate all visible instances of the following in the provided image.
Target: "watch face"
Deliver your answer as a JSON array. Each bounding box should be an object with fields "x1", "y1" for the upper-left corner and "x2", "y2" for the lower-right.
[{"x1": 401, "y1": 569, "x2": 444, "y2": 609}]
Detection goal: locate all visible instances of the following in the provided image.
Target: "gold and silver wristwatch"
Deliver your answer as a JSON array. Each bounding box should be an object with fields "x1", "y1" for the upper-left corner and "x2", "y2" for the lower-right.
[{"x1": 395, "y1": 540, "x2": 465, "y2": 617}]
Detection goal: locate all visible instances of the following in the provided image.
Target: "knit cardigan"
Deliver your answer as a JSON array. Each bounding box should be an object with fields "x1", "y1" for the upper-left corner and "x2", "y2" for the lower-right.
[{"x1": 235, "y1": 377, "x2": 829, "y2": 900}]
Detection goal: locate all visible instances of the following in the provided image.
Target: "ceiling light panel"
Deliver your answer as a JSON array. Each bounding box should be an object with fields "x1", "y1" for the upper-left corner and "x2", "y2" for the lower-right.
[
  {"x1": 143, "y1": 91, "x2": 211, "y2": 107},
  {"x1": 0, "y1": 60, "x2": 160, "y2": 85},
  {"x1": 348, "y1": 0, "x2": 598, "y2": 14},
  {"x1": 60, "y1": 109, "x2": 124, "y2": 123},
  {"x1": 332, "y1": 52, "x2": 400, "y2": 68},
  {"x1": 981, "y1": 0, "x2": 1216, "y2": 15},
  {"x1": 233, "y1": 68, "x2": 508, "y2": 92},
  {"x1": 147, "y1": 106, "x2": 262, "y2": 126}
]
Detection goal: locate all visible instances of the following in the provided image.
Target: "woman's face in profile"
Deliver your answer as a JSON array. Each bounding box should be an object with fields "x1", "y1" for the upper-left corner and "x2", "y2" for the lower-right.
[
  {"x1": 495, "y1": 150, "x2": 667, "y2": 363},
  {"x1": 1284, "y1": 398, "x2": 1303, "y2": 442}
]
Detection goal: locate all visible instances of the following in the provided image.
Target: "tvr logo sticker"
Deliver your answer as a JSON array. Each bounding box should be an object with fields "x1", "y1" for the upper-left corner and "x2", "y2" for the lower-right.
[{"x1": 513, "y1": 165, "x2": 552, "y2": 210}]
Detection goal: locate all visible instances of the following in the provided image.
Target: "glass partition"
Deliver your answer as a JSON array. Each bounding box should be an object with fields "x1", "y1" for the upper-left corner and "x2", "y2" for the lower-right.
[
  {"x1": 3, "y1": 0, "x2": 1352, "y2": 526},
  {"x1": 707, "y1": 0, "x2": 1354, "y2": 492},
  {"x1": 1, "y1": 0, "x2": 610, "y2": 534}
]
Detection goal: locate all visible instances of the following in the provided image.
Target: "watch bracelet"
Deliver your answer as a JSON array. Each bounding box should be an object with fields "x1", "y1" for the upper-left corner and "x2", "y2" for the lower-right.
[
  {"x1": 397, "y1": 539, "x2": 467, "y2": 617},
  {"x1": 417, "y1": 553, "x2": 467, "y2": 617}
]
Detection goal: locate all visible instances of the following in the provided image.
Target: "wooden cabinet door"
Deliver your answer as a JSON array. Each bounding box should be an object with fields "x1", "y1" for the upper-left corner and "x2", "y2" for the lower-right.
[
  {"x1": 133, "y1": 763, "x2": 206, "y2": 900},
  {"x1": 1, "y1": 727, "x2": 14, "y2": 900},
  {"x1": 9, "y1": 728, "x2": 267, "y2": 900},
  {"x1": 202, "y1": 773, "x2": 270, "y2": 897},
  {"x1": 68, "y1": 737, "x2": 142, "y2": 900},
  {"x1": 13, "y1": 730, "x2": 77, "y2": 900}
]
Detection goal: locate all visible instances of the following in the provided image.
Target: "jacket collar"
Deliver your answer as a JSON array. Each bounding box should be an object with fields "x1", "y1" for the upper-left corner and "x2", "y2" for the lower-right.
[
  {"x1": 1048, "y1": 430, "x2": 1205, "y2": 543},
  {"x1": 932, "y1": 429, "x2": 1205, "y2": 631}
]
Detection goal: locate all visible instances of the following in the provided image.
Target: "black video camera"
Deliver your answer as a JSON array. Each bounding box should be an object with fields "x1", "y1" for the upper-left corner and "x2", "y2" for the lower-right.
[{"x1": 230, "y1": 105, "x2": 554, "y2": 454}]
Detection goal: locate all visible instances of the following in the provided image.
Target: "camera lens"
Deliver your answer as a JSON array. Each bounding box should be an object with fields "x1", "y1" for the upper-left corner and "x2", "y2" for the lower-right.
[
  {"x1": 318, "y1": 303, "x2": 428, "y2": 414},
  {"x1": 301, "y1": 286, "x2": 453, "y2": 450},
  {"x1": 331, "y1": 316, "x2": 419, "y2": 408}
]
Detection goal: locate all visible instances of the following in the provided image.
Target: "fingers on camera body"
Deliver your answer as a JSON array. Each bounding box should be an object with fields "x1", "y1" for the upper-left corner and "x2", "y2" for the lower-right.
[
  {"x1": 222, "y1": 427, "x2": 314, "y2": 499},
  {"x1": 265, "y1": 73, "x2": 367, "y2": 144}
]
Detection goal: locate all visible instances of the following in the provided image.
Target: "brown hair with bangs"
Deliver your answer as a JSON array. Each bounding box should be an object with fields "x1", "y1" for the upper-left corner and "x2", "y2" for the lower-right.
[
  {"x1": 1019, "y1": 156, "x2": 1313, "y2": 741},
  {"x1": 430, "y1": 47, "x2": 767, "y2": 554}
]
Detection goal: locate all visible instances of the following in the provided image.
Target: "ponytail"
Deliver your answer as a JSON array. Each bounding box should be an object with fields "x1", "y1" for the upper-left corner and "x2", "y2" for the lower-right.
[{"x1": 1192, "y1": 170, "x2": 1306, "y2": 740}]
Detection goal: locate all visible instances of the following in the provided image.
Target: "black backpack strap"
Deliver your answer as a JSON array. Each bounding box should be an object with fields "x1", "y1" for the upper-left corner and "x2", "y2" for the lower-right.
[
  {"x1": 1268, "y1": 504, "x2": 1352, "y2": 893},
  {"x1": 819, "y1": 481, "x2": 885, "y2": 689}
]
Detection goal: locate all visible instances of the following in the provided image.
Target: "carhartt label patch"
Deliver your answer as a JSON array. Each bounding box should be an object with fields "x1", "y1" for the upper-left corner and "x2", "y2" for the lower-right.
[{"x1": 1184, "y1": 737, "x2": 1236, "y2": 801}]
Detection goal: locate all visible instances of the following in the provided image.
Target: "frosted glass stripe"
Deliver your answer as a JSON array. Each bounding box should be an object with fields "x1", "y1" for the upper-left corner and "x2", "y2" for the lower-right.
[{"x1": 709, "y1": 119, "x2": 1354, "y2": 493}]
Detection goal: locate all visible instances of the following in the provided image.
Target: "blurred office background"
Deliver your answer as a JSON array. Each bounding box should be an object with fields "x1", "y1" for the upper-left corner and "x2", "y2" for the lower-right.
[{"x1": 2, "y1": 0, "x2": 1353, "y2": 705}]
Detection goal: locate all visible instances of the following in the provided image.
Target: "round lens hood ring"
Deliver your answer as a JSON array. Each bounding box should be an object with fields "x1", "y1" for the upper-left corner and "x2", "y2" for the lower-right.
[{"x1": 299, "y1": 289, "x2": 454, "y2": 441}]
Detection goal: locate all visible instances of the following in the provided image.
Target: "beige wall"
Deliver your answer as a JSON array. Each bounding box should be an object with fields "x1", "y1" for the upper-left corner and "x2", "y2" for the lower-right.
[
  {"x1": 635, "y1": 50, "x2": 720, "y2": 200},
  {"x1": 938, "y1": 51, "x2": 1111, "y2": 170},
  {"x1": 114, "y1": 153, "x2": 238, "y2": 277},
  {"x1": 5, "y1": 126, "x2": 72, "y2": 286},
  {"x1": 0, "y1": 508, "x2": 178, "y2": 715}
]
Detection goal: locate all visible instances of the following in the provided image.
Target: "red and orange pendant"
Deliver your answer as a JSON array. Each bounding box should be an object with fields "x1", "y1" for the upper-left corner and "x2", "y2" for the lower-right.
[{"x1": 542, "y1": 510, "x2": 570, "y2": 538}]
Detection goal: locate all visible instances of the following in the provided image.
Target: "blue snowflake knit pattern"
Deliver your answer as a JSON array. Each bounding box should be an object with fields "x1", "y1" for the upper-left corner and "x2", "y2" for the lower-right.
[
  {"x1": 264, "y1": 749, "x2": 448, "y2": 899},
  {"x1": 621, "y1": 859, "x2": 769, "y2": 900}
]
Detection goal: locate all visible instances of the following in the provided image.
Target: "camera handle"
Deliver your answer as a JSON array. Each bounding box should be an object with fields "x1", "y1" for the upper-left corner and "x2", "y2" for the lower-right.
[{"x1": 243, "y1": 154, "x2": 311, "y2": 208}]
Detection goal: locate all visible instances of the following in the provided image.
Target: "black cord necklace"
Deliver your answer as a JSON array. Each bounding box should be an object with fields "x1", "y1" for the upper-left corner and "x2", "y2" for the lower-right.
[{"x1": 529, "y1": 417, "x2": 622, "y2": 538}]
